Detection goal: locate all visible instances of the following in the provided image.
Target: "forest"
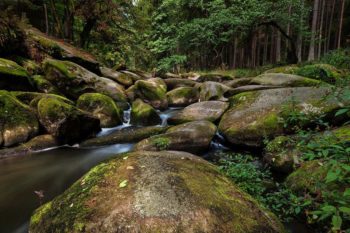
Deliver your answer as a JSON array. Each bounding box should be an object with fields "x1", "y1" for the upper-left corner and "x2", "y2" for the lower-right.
[{"x1": 0, "y1": 0, "x2": 350, "y2": 233}]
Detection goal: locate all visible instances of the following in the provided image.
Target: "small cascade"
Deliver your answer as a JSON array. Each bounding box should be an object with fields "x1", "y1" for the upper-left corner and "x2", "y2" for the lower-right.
[{"x1": 158, "y1": 107, "x2": 182, "y2": 126}]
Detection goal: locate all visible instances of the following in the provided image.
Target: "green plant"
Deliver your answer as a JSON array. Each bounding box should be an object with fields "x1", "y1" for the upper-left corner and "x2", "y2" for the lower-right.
[
  {"x1": 320, "y1": 49, "x2": 350, "y2": 70},
  {"x1": 153, "y1": 137, "x2": 170, "y2": 150}
]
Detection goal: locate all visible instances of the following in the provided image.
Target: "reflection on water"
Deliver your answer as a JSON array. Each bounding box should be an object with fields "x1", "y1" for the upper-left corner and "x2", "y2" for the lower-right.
[{"x1": 0, "y1": 144, "x2": 133, "y2": 233}]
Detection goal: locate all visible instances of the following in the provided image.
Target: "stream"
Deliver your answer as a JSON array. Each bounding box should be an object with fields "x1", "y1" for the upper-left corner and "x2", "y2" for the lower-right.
[{"x1": 0, "y1": 108, "x2": 311, "y2": 233}]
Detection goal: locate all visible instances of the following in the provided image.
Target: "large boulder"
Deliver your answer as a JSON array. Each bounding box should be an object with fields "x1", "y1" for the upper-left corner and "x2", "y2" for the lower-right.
[
  {"x1": 0, "y1": 91, "x2": 39, "y2": 147},
  {"x1": 224, "y1": 77, "x2": 252, "y2": 88},
  {"x1": 250, "y1": 73, "x2": 323, "y2": 87},
  {"x1": 219, "y1": 87, "x2": 346, "y2": 147},
  {"x1": 80, "y1": 126, "x2": 169, "y2": 147},
  {"x1": 130, "y1": 99, "x2": 161, "y2": 126},
  {"x1": 134, "y1": 121, "x2": 217, "y2": 153},
  {"x1": 229, "y1": 85, "x2": 282, "y2": 95},
  {"x1": 0, "y1": 58, "x2": 33, "y2": 91},
  {"x1": 166, "y1": 87, "x2": 199, "y2": 107},
  {"x1": 37, "y1": 96, "x2": 101, "y2": 144},
  {"x1": 264, "y1": 65, "x2": 300, "y2": 74},
  {"x1": 43, "y1": 59, "x2": 127, "y2": 106},
  {"x1": 30, "y1": 150, "x2": 285, "y2": 233},
  {"x1": 0, "y1": 134, "x2": 59, "y2": 159},
  {"x1": 24, "y1": 27, "x2": 100, "y2": 73},
  {"x1": 31, "y1": 75, "x2": 62, "y2": 94},
  {"x1": 134, "y1": 78, "x2": 168, "y2": 109},
  {"x1": 100, "y1": 67, "x2": 133, "y2": 87},
  {"x1": 194, "y1": 73, "x2": 233, "y2": 83},
  {"x1": 168, "y1": 101, "x2": 229, "y2": 124},
  {"x1": 77, "y1": 93, "x2": 123, "y2": 128},
  {"x1": 199, "y1": 81, "x2": 232, "y2": 101}
]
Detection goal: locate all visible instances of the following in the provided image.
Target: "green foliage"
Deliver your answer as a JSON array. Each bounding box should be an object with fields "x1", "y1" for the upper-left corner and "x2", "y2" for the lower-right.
[
  {"x1": 321, "y1": 49, "x2": 350, "y2": 70},
  {"x1": 217, "y1": 152, "x2": 303, "y2": 222},
  {"x1": 153, "y1": 137, "x2": 170, "y2": 150}
]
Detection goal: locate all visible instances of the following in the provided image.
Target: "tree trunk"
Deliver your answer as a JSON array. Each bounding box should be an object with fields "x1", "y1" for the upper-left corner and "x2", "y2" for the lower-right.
[
  {"x1": 308, "y1": 0, "x2": 320, "y2": 61},
  {"x1": 44, "y1": 3, "x2": 49, "y2": 34},
  {"x1": 337, "y1": 0, "x2": 345, "y2": 48},
  {"x1": 327, "y1": 0, "x2": 336, "y2": 51},
  {"x1": 276, "y1": 31, "x2": 281, "y2": 62},
  {"x1": 80, "y1": 17, "x2": 97, "y2": 48},
  {"x1": 317, "y1": 0, "x2": 325, "y2": 59}
]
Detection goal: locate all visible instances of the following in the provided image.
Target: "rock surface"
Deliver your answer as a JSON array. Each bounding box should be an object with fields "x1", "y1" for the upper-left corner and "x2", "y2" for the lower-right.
[
  {"x1": 37, "y1": 96, "x2": 101, "y2": 144},
  {"x1": 219, "y1": 87, "x2": 346, "y2": 147},
  {"x1": 250, "y1": 73, "x2": 323, "y2": 87},
  {"x1": 168, "y1": 101, "x2": 229, "y2": 124},
  {"x1": 134, "y1": 78, "x2": 168, "y2": 109},
  {"x1": 43, "y1": 59, "x2": 127, "y2": 105},
  {"x1": 30, "y1": 150, "x2": 285, "y2": 233},
  {"x1": 0, "y1": 58, "x2": 33, "y2": 91},
  {"x1": 100, "y1": 67, "x2": 134, "y2": 87},
  {"x1": 130, "y1": 99, "x2": 161, "y2": 126},
  {"x1": 134, "y1": 121, "x2": 217, "y2": 153},
  {"x1": 166, "y1": 87, "x2": 199, "y2": 107},
  {"x1": 77, "y1": 93, "x2": 123, "y2": 128},
  {"x1": 0, "y1": 91, "x2": 39, "y2": 147},
  {"x1": 80, "y1": 126, "x2": 169, "y2": 147},
  {"x1": 199, "y1": 81, "x2": 232, "y2": 101}
]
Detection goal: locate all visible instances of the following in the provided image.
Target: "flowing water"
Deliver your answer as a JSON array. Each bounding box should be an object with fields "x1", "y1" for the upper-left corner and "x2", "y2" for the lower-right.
[{"x1": 0, "y1": 107, "x2": 312, "y2": 233}]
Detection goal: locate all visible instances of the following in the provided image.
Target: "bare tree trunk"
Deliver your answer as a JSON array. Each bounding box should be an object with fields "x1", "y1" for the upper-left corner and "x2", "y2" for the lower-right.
[
  {"x1": 297, "y1": 0, "x2": 304, "y2": 62},
  {"x1": 318, "y1": 0, "x2": 325, "y2": 59},
  {"x1": 263, "y1": 29, "x2": 268, "y2": 65},
  {"x1": 308, "y1": 0, "x2": 320, "y2": 61},
  {"x1": 233, "y1": 37, "x2": 237, "y2": 68},
  {"x1": 44, "y1": 3, "x2": 49, "y2": 34},
  {"x1": 276, "y1": 31, "x2": 281, "y2": 62},
  {"x1": 327, "y1": 0, "x2": 336, "y2": 51},
  {"x1": 337, "y1": 0, "x2": 345, "y2": 48}
]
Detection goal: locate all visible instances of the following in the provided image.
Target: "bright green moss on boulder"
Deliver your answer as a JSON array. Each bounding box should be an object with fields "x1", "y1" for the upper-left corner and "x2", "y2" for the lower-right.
[
  {"x1": 30, "y1": 151, "x2": 285, "y2": 233},
  {"x1": 43, "y1": 59, "x2": 127, "y2": 105},
  {"x1": 130, "y1": 99, "x2": 161, "y2": 126},
  {"x1": 134, "y1": 78, "x2": 168, "y2": 109},
  {"x1": 166, "y1": 86, "x2": 199, "y2": 107},
  {"x1": 37, "y1": 97, "x2": 100, "y2": 144},
  {"x1": 0, "y1": 58, "x2": 34, "y2": 91},
  {"x1": 0, "y1": 90, "x2": 39, "y2": 147},
  {"x1": 77, "y1": 93, "x2": 123, "y2": 128}
]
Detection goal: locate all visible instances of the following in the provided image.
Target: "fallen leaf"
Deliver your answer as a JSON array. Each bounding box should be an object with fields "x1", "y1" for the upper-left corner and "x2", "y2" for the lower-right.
[{"x1": 119, "y1": 180, "x2": 128, "y2": 188}]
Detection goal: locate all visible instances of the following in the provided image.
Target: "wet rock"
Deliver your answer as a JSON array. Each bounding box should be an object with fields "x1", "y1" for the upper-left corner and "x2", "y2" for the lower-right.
[
  {"x1": 168, "y1": 101, "x2": 229, "y2": 124},
  {"x1": 134, "y1": 121, "x2": 217, "y2": 153},
  {"x1": 30, "y1": 150, "x2": 285, "y2": 233},
  {"x1": 0, "y1": 58, "x2": 33, "y2": 91},
  {"x1": 37, "y1": 96, "x2": 100, "y2": 144},
  {"x1": 100, "y1": 67, "x2": 133, "y2": 87},
  {"x1": 166, "y1": 87, "x2": 199, "y2": 107},
  {"x1": 43, "y1": 59, "x2": 127, "y2": 106},
  {"x1": 0, "y1": 135, "x2": 59, "y2": 159},
  {"x1": 199, "y1": 81, "x2": 232, "y2": 101},
  {"x1": 0, "y1": 91, "x2": 39, "y2": 147},
  {"x1": 77, "y1": 93, "x2": 123, "y2": 128},
  {"x1": 130, "y1": 99, "x2": 161, "y2": 126},
  {"x1": 219, "y1": 87, "x2": 347, "y2": 147},
  {"x1": 134, "y1": 78, "x2": 168, "y2": 109},
  {"x1": 80, "y1": 126, "x2": 169, "y2": 147}
]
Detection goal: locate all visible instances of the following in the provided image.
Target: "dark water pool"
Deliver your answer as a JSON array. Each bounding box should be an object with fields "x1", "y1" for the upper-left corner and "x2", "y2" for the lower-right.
[{"x1": 0, "y1": 144, "x2": 133, "y2": 233}]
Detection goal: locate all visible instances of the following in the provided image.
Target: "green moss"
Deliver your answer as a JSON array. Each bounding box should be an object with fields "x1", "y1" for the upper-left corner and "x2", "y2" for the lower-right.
[
  {"x1": 266, "y1": 136, "x2": 293, "y2": 153},
  {"x1": 264, "y1": 65, "x2": 300, "y2": 74},
  {"x1": 152, "y1": 137, "x2": 170, "y2": 150},
  {"x1": 44, "y1": 59, "x2": 75, "y2": 79},
  {"x1": 295, "y1": 64, "x2": 342, "y2": 84},
  {"x1": 30, "y1": 202, "x2": 52, "y2": 226},
  {"x1": 332, "y1": 125, "x2": 350, "y2": 142},
  {"x1": 32, "y1": 75, "x2": 61, "y2": 94},
  {"x1": 228, "y1": 91, "x2": 259, "y2": 109},
  {"x1": 0, "y1": 58, "x2": 29, "y2": 77},
  {"x1": 130, "y1": 99, "x2": 161, "y2": 126}
]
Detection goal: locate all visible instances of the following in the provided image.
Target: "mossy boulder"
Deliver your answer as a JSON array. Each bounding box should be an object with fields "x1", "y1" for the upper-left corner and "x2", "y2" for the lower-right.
[
  {"x1": 0, "y1": 58, "x2": 34, "y2": 91},
  {"x1": 14, "y1": 57, "x2": 43, "y2": 75},
  {"x1": 30, "y1": 150, "x2": 285, "y2": 233},
  {"x1": 224, "y1": 77, "x2": 253, "y2": 88},
  {"x1": 37, "y1": 96, "x2": 101, "y2": 144},
  {"x1": 77, "y1": 93, "x2": 123, "y2": 128},
  {"x1": 285, "y1": 160, "x2": 329, "y2": 194},
  {"x1": 168, "y1": 101, "x2": 229, "y2": 125},
  {"x1": 199, "y1": 81, "x2": 232, "y2": 101},
  {"x1": 100, "y1": 67, "x2": 133, "y2": 87},
  {"x1": 250, "y1": 73, "x2": 323, "y2": 87},
  {"x1": 0, "y1": 134, "x2": 59, "y2": 159},
  {"x1": 134, "y1": 78, "x2": 168, "y2": 109},
  {"x1": 195, "y1": 73, "x2": 233, "y2": 83},
  {"x1": 218, "y1": 87, "x2": 346, "y2": 147},
  {"x1": 295, "y1": 64, "x2": 342, "y2": 84},
  {"x1": 134, "y1": 121, "x2": 217, "y2": 153},
  {"x1": 130, "y1": 99, "x2": 161, "y2": 126},
  {"x1": 24, "y1": 27, "x2": 100, "y2": 73},
  {"x1": 43, "y1": 59, "x2": 127, "y2": 106},
  {"x1": 80, "y1": 126, "x2": 169, "y2": 147},
  {"x1": 164, "y1": 78, "x2": 197, "y2": 90},
  {"x1": 0, "y1": 91, "x2": 39, "y2": 147},
  {"x1": 166, "y1": 87, "x2": 199, "y2": 107},
  {"x1": 31, "y1": 75, "x2": 62, "y2": 94}
]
